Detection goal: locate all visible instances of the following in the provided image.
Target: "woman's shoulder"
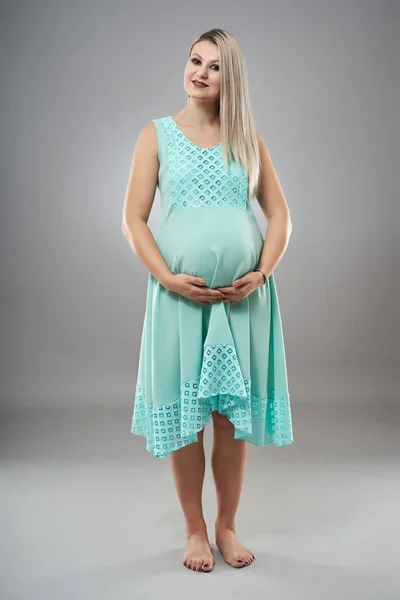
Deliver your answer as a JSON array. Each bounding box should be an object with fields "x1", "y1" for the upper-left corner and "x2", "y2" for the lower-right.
[
  {"x1": 139, "y1": 114, "x2": 170, "y2": 136},
  {"x1": 134, "y1": 119, "x2": 160, "y2": 154},
  {"x1": 150, "y1": 115, "x2": 171, "y2": 125}
]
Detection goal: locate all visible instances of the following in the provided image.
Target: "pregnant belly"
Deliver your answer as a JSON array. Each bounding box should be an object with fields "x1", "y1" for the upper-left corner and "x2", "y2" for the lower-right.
[{"x1": 155, "y1": 207, "x2": 264, "y2": 288}]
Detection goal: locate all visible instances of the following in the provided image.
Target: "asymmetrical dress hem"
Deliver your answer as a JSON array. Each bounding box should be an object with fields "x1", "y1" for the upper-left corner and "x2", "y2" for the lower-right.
[{"x1": 132, "y1": 386, "x2": 292, "y2": 459}]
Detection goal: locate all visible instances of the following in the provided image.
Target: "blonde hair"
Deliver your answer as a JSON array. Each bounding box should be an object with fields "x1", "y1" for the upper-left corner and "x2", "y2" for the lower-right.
[{"x1": 188, "y1": 28, "x2": 261, "y2": 200}]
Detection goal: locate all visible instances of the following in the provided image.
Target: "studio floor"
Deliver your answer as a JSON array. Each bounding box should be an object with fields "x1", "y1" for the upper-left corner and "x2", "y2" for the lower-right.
[{"x1": 1, "y1": 402, "x2": 399, "y2": 600}]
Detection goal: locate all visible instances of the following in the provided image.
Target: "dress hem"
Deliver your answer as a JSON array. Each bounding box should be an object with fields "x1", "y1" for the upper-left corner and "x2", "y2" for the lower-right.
[{"x1": 131, "y1": 381, "x2": 294, "y2": 459}]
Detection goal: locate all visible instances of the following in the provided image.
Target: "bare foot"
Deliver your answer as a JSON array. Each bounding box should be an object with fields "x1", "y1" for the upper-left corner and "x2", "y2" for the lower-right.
[
  {"x1": 215, "y1": 524, "x2": 255, "y2": 568},
  {"x1": 183, "y1": 531, "x2": 215, "y2": 572}
]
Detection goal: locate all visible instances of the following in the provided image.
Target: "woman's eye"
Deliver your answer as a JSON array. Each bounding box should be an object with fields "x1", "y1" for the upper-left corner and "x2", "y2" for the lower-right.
[{"x1": 191, "y1": 58, "x2": 219, "y2": 71}]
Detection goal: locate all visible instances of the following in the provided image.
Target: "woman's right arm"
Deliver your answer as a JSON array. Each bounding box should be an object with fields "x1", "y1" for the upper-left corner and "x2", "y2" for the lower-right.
[
  {"x1": 121, "y1": 122, "x2": 223, "y2": 305},
  {"x1": 121, "y1": 121, "x2": 174, "y2": 288}
]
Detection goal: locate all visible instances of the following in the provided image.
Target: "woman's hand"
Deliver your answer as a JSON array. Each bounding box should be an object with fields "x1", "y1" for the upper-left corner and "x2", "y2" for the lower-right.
[
  {"x1": 163, "y1": 273, "x2": 224, "y2": 305},
  {"x1": 216, "y1": 270, "x2": 265, "y2": 305}
]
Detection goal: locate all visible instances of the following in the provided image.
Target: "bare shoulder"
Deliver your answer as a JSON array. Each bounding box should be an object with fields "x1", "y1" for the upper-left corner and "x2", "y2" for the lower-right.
[
  {"x1": 133, "y1": 120, "x2": 158, "y2": 161},
  {"x1": 122, "y1": 121, "x2": 159, "y2": 226},
  {"x1": 127, "y1": 119, "x2": 159, "y2": 187},
  {"x1": 255, "y1": 128, "x2": 282, "y2": 176},
  {"x1": 255, "y1": 129, "x2": 271, "y2": 159}
]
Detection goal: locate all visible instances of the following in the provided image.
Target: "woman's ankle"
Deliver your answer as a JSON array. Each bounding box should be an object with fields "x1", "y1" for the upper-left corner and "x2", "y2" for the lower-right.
[
  {"x1": 215, "y1": 517, "x2": 236, "y2": 533},
  {"x1": 185, "y1": 518, "x2": 208, "y2": 538}
]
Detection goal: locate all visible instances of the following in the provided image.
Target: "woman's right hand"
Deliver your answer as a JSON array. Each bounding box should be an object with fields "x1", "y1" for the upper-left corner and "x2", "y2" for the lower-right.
[{"x1": 163, "y1": 273, "x2": 224, "y2": 305}]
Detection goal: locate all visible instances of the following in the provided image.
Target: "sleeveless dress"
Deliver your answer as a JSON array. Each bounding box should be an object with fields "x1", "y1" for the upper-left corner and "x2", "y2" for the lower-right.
[{"x1": 130, "y1": 115, "x2": 294, "y2": 458}]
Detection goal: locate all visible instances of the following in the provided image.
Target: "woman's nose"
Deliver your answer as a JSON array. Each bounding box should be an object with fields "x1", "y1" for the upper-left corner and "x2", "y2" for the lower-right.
[{"x1": 196, "y1": 68, "x2": 208, "y2": 79}]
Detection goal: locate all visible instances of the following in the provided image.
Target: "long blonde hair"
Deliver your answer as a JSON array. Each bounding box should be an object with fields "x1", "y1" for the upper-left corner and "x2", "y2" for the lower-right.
[{"x1": 188, "y1": 28, "x2": 261, "y2": 200}]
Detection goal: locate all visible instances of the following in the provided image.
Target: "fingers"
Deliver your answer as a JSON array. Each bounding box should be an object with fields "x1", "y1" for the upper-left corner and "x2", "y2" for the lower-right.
[
  {"x1": 196, "y1": 295, "x2": 224, "y2": 303},
  {"x1": 179, "y1": 274, "x2": 253, "y2": 306},
  {"x1": 183, "y1": 276, "x2": 249, "y2": 305},
  {"x1": 190, "y1": 286, "x2": 223, "y2": 300},
  {"x1": 192, "y1": 294, "x2": 222, "y2": 305},
  {"x1": 216, "y1": 284, "x2": 243, "y2": 293},
  {"x1": 193, "y1": 299, "x2": 222, "y2": 305},
  {"x1": 192, "y1": 290, "x2": 224, "y2": 304},
  {"x1": 189, "y1": 287, "x2": 224, "y2": 305},
  {"x1": 188, "y1": 276, "x2": 206, "y2": 286}
]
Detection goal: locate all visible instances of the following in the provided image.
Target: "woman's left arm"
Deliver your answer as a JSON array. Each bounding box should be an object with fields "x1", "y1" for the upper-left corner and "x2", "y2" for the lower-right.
[{"x1": 254, "y1": 130, "x2": 293, "y2": 279}]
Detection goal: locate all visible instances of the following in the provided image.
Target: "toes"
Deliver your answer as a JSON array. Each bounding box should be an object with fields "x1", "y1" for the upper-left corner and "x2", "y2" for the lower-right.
[
  {"x1": 236, "y1": 552, "x2": 253, "y2": 567},
  {"x1": 184, "y1": 554, "x2": 214, "y2": 572},
  {"x1": 202, "y1": 559, "x2": 214, "y2": 571},
  {"x1": 233, "y1": 555, "x2": 244, "y2": 567}
]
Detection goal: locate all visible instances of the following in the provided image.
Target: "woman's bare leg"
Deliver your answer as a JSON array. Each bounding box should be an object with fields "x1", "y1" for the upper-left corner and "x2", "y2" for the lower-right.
[
  {"x1": 168, "y1": 427, "x2": 214, "y2": 572},
  {"x1": 211, "y1": 411, "x2": 255, "y2": 568}
]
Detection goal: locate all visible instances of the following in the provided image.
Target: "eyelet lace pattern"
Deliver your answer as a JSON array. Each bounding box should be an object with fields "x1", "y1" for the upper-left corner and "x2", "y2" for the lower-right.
[
  {"x1": 163, "y1": 117, "x2": 250, "y2": 213},
  {"x1": 132, "y1": 343, "x2": 293, "y2": 459}
]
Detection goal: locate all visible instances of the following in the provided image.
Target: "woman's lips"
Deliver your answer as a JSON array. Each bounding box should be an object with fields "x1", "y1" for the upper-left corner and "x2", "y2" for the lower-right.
[{"x1": 192, "y1": 80, "x2": 208, "y2": 87}]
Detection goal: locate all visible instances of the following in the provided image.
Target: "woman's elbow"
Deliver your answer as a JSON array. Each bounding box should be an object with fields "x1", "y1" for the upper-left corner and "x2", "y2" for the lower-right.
[{"x1": 121, "y1": 219, "x2": 133, "y2": 239}]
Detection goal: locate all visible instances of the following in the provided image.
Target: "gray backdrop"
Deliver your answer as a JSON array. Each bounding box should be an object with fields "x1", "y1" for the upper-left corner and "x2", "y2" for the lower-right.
[
  {"x1": 1, "y1": 0, "x2": 398, "y2": 409},
  {"x1": 1, "y1": 2, "x2": 399, "y2": 599},
  {"x1": 1, "y1": 0, "x2": 398, "y2": 410}
]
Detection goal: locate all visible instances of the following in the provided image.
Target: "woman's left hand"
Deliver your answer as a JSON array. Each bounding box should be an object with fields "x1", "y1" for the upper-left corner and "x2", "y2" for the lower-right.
[{"x1": 215, "y1": 270, "x2": 265, "y2": 305}]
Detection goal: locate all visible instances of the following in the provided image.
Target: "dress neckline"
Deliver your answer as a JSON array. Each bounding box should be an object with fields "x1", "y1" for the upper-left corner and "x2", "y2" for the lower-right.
[{"x1": 168, "y1": 116, "x2": 221, "y2": 150}]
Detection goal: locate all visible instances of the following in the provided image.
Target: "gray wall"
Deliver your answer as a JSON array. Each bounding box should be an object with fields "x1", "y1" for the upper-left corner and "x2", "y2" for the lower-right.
[{"x1": 1, "y1": 0, "x2": 398, "y2": 408}]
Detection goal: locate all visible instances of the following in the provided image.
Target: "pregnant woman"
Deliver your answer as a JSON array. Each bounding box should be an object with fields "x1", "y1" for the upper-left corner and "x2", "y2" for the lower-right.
[{"x1": 122, "y1": 28, "x2": 294, "y2": 573}]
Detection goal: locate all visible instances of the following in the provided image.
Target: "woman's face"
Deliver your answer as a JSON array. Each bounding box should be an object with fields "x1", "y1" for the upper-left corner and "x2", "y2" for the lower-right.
[{"x1": 184, "y1": 40, "x2": 221, "y2": 101}]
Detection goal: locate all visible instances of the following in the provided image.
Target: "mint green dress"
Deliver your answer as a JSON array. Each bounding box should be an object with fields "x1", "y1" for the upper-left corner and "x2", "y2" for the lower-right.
[{"x1": 131, "y1": 115, "x2": 294, "y2": 458}]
